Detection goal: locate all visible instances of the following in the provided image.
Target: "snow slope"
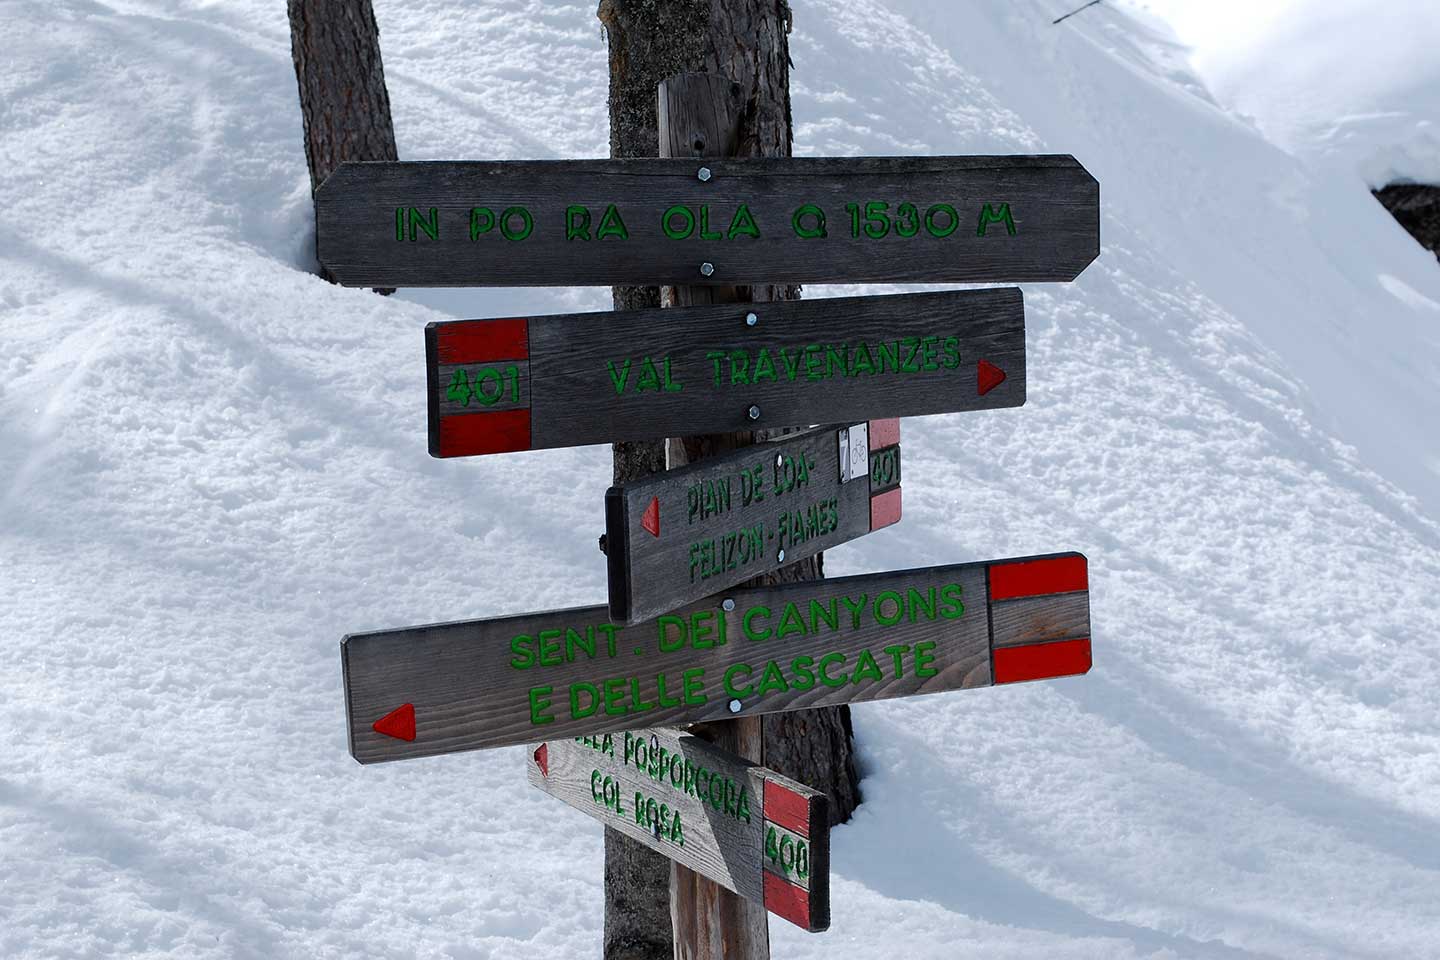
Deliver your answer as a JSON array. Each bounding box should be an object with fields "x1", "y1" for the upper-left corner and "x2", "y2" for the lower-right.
[
  {"x1": 2, "y1": 0, "x2": 1438, "y2": 958},
  {"x1": 1125, "y1": 0, "x2": 1440, "y2": 185}
]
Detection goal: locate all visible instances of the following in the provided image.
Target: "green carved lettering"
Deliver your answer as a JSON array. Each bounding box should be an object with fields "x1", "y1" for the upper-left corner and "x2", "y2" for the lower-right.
[
  {"x1": 698, "y1": 204, "x2": 722, "y2": 240},
  {"x1": 408, "y1": 207, "x2": 440, "y2": 241},
  {"x1": 851, "y1": 648, "x2": 884, "y2": 684},
  {"x1": 528, "y1": 686, "x2": 554, "y2": 725},
  {"x1": 914, "y1": 640, "x2": 939, "y2": 678},
  {"x1": 500, "y1": 206, "x2": 533, "y2": 241},
  {"x1": 925, "y1": 203, "x2": 958, "y2": 238},
  {"x1": 663, "y1": 204, "x2": 695, "y2": 240},
  {"x1": 565, "y1": 205, "x2": 591, "y2": 240},
  {"x1": 727, "y1": 203, "x2": 760, "y2": 239},
  {"x1": 792, "y1": 203, "x2": 827, "y2": 239},
  {"x1": 606, "y1": 359, "x2": 632, "y2": 395},
  {"x1": 883, "y1": 644, "x2": 910, "y2": 678},
  {"x1": 468, "y1": 207, "x2": 492, "y2": 241},
  {"x1": 977, "y1": 202, "x2": 1016, "y2": 236},
  {"x1": 596, "y1": 204, "x2": 629, "y2": 240}
]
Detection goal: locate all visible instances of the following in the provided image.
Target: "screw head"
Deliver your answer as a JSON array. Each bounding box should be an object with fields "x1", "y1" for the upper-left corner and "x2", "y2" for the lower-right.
[
  {"x1": 700, "y1": 262, "x2": 715, "y2": 277},
  {"x1": 722, "y1": 598, "x2": 735, "y2": 612},
  {"x1": 747, "y1": 405, "x2": 761, "y2": 421},
  {"x1": 777, "y1": 549, "x2": 787, "y2": 563},
  {"x1": 697, "y1": 166, "x2": 712, "y2": 182},
  {"x1": 728, "y1": 699, "x2": 742, "y2": 713},
  {"x1": 745, "y1": 312, "x2": 758, "y2": 326}
]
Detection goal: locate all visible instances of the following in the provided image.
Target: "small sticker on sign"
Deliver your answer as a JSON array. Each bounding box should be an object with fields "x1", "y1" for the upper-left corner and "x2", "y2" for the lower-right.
[{"x1": 838, "y1": 424, "x2": 869, "y2": 482}]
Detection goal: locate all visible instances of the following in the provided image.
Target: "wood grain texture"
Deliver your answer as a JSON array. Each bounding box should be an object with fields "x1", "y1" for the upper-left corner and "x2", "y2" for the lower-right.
[
  {"x1": 426, "y1": 287, "x2": 1025, "y2": 457},
  {"x1": 990, "y1": 591, "x2": 1089, "y2": 648},
  {"x1": 314, "y1": 155, "x2": 1100, "y2": 287},
  {"x1": 606, "y1": 425, "x2": 901, "y2": 624},
  {"x1": 526, "y1": 729, "x2": 828, "y2": 931},
  {"x1": 340, "y1": 553, "x2": 1089, "y2": 762}
]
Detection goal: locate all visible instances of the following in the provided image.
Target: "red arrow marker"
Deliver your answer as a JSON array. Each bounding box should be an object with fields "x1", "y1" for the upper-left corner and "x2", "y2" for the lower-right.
[
  {"x1": 977, "y1": 359, "x2": 1006, "y2": 396},
  {"x1": 533, "y1": 743, "x2": 549, "y2": 777},
  {"x1": 641, "y1": 496, "x2": 660, "y2": 538},
  {"x1": 372, "y1": 703, "x2": 415, "y2": 742}
]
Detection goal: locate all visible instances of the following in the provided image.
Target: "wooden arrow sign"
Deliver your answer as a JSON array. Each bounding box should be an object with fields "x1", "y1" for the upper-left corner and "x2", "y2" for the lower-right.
[
  {"x1": 315, "y1": 155, "x2": 1099, "y2": 287},
  {"x1": 342, "y1": 552, "x2": 1092, "y2": 762},
  {"x1": 528, "y1": 729, "x2": 829, "y2": 931},
  {"x1": 606, "y1": 421, "x2": 902, "y2": 624},
  {"x1": 425, "y1": 288, "x2": 1024, "y2": 457}
]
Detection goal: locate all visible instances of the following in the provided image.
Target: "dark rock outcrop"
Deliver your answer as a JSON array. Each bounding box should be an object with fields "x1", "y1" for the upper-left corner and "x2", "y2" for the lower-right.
[{"x1": 1374, "y1": 183, "x2": 1440, "y2": 262}]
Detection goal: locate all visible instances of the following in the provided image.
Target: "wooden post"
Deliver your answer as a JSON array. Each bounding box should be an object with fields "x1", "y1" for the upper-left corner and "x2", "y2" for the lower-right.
[
  {"x1": 657, "y1": 70, "x2": 771, "y2": 959},
  {"x1": 599, "y1": 3, "x2": 857, "y2": 957},
  {"x1": 287, "y1": 0, "x2": 397, "y2": 289}
]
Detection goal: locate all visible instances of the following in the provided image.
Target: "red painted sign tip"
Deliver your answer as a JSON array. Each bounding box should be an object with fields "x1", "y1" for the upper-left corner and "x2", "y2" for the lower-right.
[
  {"x1": 372, "y1": 703, "x2": 416, "y2": 742},
  {"x1": 534, "y1": 743, "x2": 549, "y2": 777},
  {"x1": 641, "y1": 496, "x2": 660, "y2": 538},
  {"x1": 994, "y1": 638, "x2": 1092, "y2": 684},
  {"x1": 977, "y1": 359, "x2": 1006, "y2": 396}
]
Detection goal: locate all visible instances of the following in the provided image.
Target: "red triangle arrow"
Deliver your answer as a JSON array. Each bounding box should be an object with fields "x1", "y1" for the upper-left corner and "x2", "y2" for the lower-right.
[
  {"x1": 641, "y1": 496, "x2": 660, "y2": 538},
  {"x1": 977, "y1": 359, "x2": 1006, "y2": 396},
  {"x1": 372, "y1": 703, "x2": 415, "y2": 742},
  {"x1": 533, "y1": 743, "x2": 549, "y2": 777}
]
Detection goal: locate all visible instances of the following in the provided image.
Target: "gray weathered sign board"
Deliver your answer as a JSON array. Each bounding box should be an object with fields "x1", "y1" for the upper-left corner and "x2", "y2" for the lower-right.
[
  {"x1": 606, "y1": 420, "x2": 902, "y2": 624},
  {"x1": 343, "y1": 552, "x2": 1091, "y2": 762},
  {"x1": 315, "y1": 155, "x2": 1099, "y2": 287},
  {"x1": 528, "y1": 728, "x2": 829, "y2": 931},
  {"x1": 424, "y1": 288, "x2": 1023, "y2": 457}
]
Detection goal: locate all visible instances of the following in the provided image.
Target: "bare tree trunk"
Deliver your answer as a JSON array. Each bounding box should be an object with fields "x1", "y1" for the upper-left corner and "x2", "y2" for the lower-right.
[
  {"x1": 288, "y1": 0, "x2": 398, "y2": 289},
  {"x1": 599, "y1": 3, "x2": 859, "y2": 958}
]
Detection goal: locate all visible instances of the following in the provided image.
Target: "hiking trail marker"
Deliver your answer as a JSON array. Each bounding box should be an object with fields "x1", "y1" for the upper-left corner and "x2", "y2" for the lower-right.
[
  {"x1": 315, "y1": 155, "x2": 1099, "y2": 288},
  {"x1": 528, "y1": 728, "x2": 830, "y2": 931},
  {"x1": 343, "y1": 552, "x2": 1091, "y2": 762},
  {"x1": 425, "y1": 288, "x2": 1023, "y2": 457},
  {"x1": 606, "y1": 421, "x2": 902, "y2": 624}
]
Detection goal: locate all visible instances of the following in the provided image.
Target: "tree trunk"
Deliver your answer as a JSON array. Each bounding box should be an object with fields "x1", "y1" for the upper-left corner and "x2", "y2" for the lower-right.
[
  {"x1": 288, "y1": 0, "x2": 398, "y2": 289},
  {"x1": 599, "y1": 3, "x2": 859, "y2": 958}
]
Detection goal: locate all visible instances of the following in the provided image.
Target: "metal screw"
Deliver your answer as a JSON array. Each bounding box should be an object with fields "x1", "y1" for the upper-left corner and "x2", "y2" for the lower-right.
[
  {"x1": 747, "y1": 405, "x2": 761, "y2": 421},
  {"x1": 728, "y1": 699, "x2": 742, "y2": 713},
  {"x1": 722, "y1": 598, "x2": 735, "y2": 612},
  {"x1": 697, "y1": 166, "x2": 712, "y2": 182},
  {"x1": 777, "y1": 549, "x2": 786, "y2": 563},
  {"x1": 700, "y1": 262, "x2": 715, "y2": 277},
  {"x1": 745, "y1": 312, "x2": 758, "y2": 327}
]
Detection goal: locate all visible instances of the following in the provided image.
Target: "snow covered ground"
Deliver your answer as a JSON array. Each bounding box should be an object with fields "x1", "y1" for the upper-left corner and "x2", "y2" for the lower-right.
[{"x1": 2, "y1": 0, "x2": 1438, "y2": 957}]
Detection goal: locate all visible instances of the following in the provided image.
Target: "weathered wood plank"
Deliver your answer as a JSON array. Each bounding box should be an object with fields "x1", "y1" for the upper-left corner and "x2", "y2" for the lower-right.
[
  {"x1": 340, "y1": 552, "x2": 1091, "y2": 762},
  {"x1": 527, "y1": 729, "x2": 829, "y2": 932},
  {"x1": 424, "y1": 288, "x2": 1025, "y2": 457},
  {"x1": 314, "y1": 156, "x2": 1099, "y2": 287},
  {"x1": 606, "y1": 422, "x2": 902, "y2": 624}
]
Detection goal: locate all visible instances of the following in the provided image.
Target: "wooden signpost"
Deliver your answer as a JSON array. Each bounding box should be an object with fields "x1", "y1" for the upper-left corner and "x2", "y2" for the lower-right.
[
  {"x1": 315, "y1": 156, "x2": 1099, "y2": 287},
  {"x1": 605, "y1": 420, "x2": 902, "y2": 624},
  {"x1": 425, "y1": 288, "x2": 1024, "y2": 457},
  {"x1": 528, "y1": 728, "x2": 829, "y2": 931},
  {"x1": 343, "y1": 552, "x2": 1091, "y2": 763},
  {"x1": 321, "y1": 41, "x2": 1102, "y2": 952}
]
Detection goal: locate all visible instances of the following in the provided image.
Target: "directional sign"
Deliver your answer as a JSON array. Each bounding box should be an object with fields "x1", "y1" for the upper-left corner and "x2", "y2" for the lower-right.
[
  {"x1": 528, "y1": 729, "x2": 829, "y2": 931},
  {"x1": 425, "y1": 288, "x2": 1023, "y2": 457},
  {"x1": 342, "y1": 552, "x2": 1092, "y2": 762},
  {"x1": 606, "y1": 421, "x2": 902, "y2": 624},
  {"x1": 315, "y1": 155, "x2": 1098, "y2": 287}
]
